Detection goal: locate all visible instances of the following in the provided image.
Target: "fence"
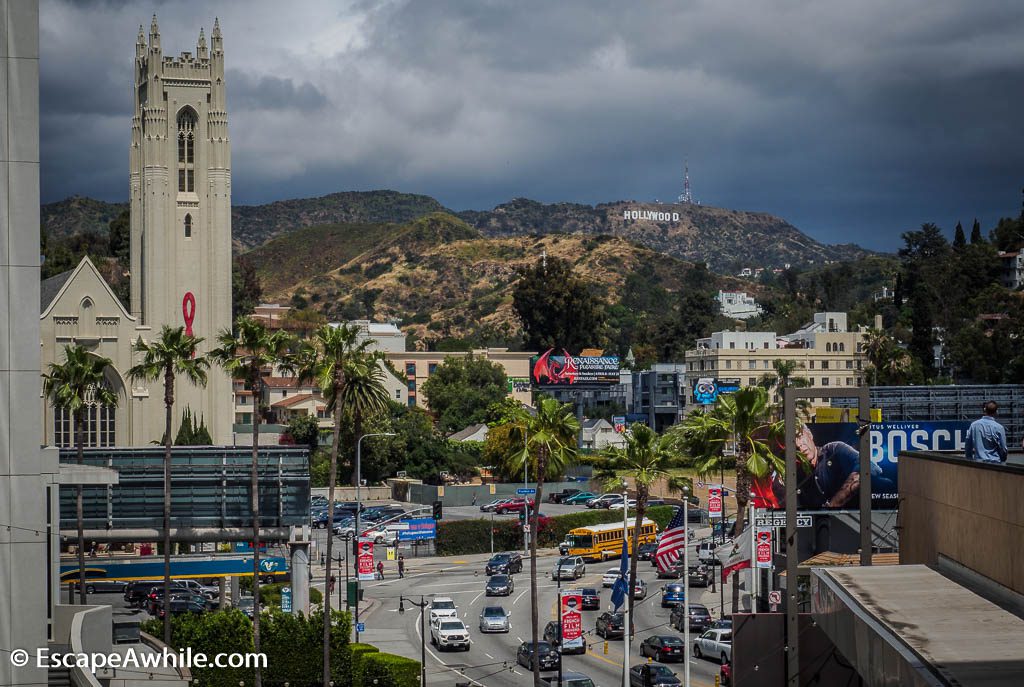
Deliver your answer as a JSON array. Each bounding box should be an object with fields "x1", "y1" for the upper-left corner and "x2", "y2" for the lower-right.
[{"x1": 401, "y1": 480, "x2": 593, "y2": 506}]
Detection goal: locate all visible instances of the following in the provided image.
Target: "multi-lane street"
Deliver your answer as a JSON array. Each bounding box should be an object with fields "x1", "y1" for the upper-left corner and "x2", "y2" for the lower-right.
[{"x1": 350, "y1": 541, "x2": 731, "y2": 687}]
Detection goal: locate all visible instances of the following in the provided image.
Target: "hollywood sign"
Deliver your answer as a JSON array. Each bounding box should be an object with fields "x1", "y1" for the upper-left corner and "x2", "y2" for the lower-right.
[{"x1": 623, "y1": 209, "x2": 681, "y2": 222}]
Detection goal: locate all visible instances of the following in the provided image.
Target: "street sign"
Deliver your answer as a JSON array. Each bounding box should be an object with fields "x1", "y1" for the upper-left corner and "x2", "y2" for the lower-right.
[
  {"x1": 768, "y1": 590, "x2": 782, "y2": 605},
  {"x1": 357, "y1": 539, "x2": 375, "y2": 581},
  {"x1": 356, "y1": 622, "x2": 365, "y2": 633},
  {"x1": 755, "y1": 530, "x2": 772, "y2": 569},
  {"x1": 523, "y1": 525, "x2": 531, "y2": 533},
  {"x1": 517, "y1": 488, "x2": 537, "y2": 495},
  {"x1": 281, "y1": 587, "x2": 292, "y2": 613},
  {"x1": 708, "y1": 487, "x2": 723, "y2": 519},
  {"x1": 755, "y1": 514, "x2": 812, "y2": 529}
]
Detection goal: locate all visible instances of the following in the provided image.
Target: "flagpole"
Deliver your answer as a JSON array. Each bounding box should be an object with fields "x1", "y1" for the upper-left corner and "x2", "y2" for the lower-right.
[
  {"x1": 750, "y1": 501, "x2": 757, "y2": 615},
  {"x1": 621, "y1": 481, "x2": 629, "y2": 687},
  {"x1": 683, "y1": 490, "x2": 691, "y2": 687}
]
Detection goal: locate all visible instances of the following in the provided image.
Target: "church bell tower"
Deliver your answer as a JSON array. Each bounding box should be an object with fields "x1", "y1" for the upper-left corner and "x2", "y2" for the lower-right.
[{"x1": 129, "y1": 16, "x2": 233, "y2": 443}]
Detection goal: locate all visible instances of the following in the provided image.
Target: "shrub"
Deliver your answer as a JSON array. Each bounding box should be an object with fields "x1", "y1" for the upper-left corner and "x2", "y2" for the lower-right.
[{"x1": 360, "y1": 651, "x2": 421, "y2": 687}]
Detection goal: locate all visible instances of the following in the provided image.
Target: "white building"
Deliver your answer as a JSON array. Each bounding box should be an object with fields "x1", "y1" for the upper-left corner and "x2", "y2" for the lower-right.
[
  {"x1": 717, "y1": 290, "x2": 764, "y2": 320},
  {"x1": 999, "y1": 251, "x2": 1023, "y2": 289}
]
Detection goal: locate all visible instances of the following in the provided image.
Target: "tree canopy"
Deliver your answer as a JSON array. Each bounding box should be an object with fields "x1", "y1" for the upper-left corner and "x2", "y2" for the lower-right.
[
  {"x1": 421, "y1": 355, "x2": 508, "y2": 433},
  {"x1": 512, "y1": 256, "x2": 607, "y2": 353}
]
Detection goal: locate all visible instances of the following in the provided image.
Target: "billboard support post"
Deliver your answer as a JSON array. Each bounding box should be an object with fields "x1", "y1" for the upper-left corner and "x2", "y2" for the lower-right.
[{"x1": 784, "y1": 386, "x2": 871, "y2": 687}]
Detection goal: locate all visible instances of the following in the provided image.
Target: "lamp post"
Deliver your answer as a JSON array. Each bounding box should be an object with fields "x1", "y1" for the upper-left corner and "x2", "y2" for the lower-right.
[
  {"x1": 621, "y1": 479, "x2": 629, "y2": 687},
  {"x1": 353, "y1": 432, "x2": 396, "y2": 643},
  {"x1": 683, "y1": 487, "x2": 690, "y2": 687},
  {"x1": 399, "y1": 595, "x2": 428, "y2": 687},
  {"x1": 556, "y1": 558, "x2": 565, "y2": 687}
]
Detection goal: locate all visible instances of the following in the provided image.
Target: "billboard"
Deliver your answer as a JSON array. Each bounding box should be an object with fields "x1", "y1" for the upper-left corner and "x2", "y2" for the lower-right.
[
  {"x1": 357, "y1": 539, "x2": 375, "y2": 581},
  {"x1": 560, "y1": 590, "x2": 585, "y2": 652},
  {"x1": 693, "y1": 378, "x2": 741, "y2": 405},
  {"x1": 752, "y1": 420, "x2": 970, "y2": 510},
  {"x1": 397, "y1": 517, "x2": 437, "y2": 542},
  {"x1": 531, "y1": 349, "x2": 619, "y2": 387}
]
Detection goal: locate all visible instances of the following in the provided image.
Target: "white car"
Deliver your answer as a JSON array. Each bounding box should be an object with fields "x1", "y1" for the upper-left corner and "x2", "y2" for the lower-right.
[
  {"x1": 602, "y1": 568, "x2": 623, "y2": 587},
  {"x1": 693, "y1": 628, "x2": 732, "y2": 663},
  {"x1": 428, "y1": 597, "x2": 459, "y2": 622},
  {"x1": 430, "y1": 618, "x2": 471, "y2": 651},
  {"x1": 177, "y1": 579, "x2": 218, "y2": 599},
  {"x1": 608, "y1": 499, "x2": 638, "y2": 511}
]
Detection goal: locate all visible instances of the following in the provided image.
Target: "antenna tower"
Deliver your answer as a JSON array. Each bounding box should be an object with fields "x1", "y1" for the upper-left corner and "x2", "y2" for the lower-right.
[{"x1": 678, "y1": 159, "x2": 693, "y2": 204}]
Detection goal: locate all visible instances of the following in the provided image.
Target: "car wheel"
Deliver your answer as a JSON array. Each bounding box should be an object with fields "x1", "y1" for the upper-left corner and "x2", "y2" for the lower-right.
[
  {"x1": 86, "y1": 585, "x2": 95, "y2": 595},
  {"x1": 694, "y1": 645, "x2": 703, "y2": 659},
  {"x1": 375, "y1": 536, "x2": 384, "y2": 544},
  {"x1": 656, "y1": 651, "x2": 664, "y2": 662}
]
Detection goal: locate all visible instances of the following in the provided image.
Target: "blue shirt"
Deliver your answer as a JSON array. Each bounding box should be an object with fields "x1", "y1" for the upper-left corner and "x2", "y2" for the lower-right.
[{"x1": 965, "y1": 416, "x2": 1008, "y2": 463}]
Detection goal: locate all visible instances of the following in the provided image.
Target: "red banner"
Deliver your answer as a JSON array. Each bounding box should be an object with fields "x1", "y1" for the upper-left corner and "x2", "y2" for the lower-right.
[
  {"x1": 560, "y1": 590, "x2": 584, "y2": 650},
  {"x1": 357, "y1": 539, "x2": 375, "y2": 581},
  {"x1": 708, "y1": 487, "x2": 723, "y2": 519},
  {"x1": 756, "y1": 530, "x2": 772, "y2": 569}
]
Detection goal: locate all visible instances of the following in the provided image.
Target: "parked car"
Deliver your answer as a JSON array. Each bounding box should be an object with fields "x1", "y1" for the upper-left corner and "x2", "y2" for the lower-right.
[
  {"x1": 548, "y1": 488, "x2": 582, "y2": 503},
  {"x1": 587, "y1": 494, "x2": 623, "y2": 509},
  {"x1": 428, "y1": 597, "x2": 459, "y2": 622},
  {"x1": 543, "y1": 621, "x2": 586, "y2": 655},
  {"x1": 72, "y1": 574, "x2": 129, "y2": 595},
  {"x1": 660, "y1": 583, "x2": 686, "y2": 608},
  {"x1": 693, "y1": 628, "x2": 732, "y2": 664},
  {"x1": 363, "y1": 504, "x2": 405, "y2": 521},
  {"x1": 580, "y1": 588, "x2": 601, "y2": 610},
  {"x1": 480, "y1": 497, "x2": 514, "y2": 512},
  {"x1": 559, "y1": 539, "x2": 572, "y2": 555},
  {"x1": 671, "y1": 603, "x2": 712, "y2": 633},
  {"x1": 154, "y1": 597, "x2": 207, "y2": 619},
  {"x1": 173, "y1": 578, "x2": 218, "y2": 599},
  {"x1": 563, "y1": 492, "x2": 597, "y2": 505},
  {"x1": 595, "y1": 611, "x2": 625, "y2": 639},
  {"x1": 485, "y1": 574, "x2": 514, "y2": 596},
  {"x1": 485, "y1": 552, "x2": 523, "y2": 575},
  {"x1": 647, "y1": 498, "x2": 666, "y2": 507},
  {"x1": 688, "y1": 565, "x2": 711, "y2": 588},
  {"x1": 602, "y1": 568, "x2": 623, "y2": 588},
  {"x1": 633, "y1": 578, "x2": 648, "y2": 600},
  {"x1": 516, "y1": 641, "x2": 561, "y2": 671},
  {"x1": 639, "y1": 635, "x2": 686, "y2": 663},
  {"x1": 637, "y1": 542, "x2": 658, "y2": 562},
  {"x1": 235, "y1": 596, "x2": 254, "y2": 618},
  {"x1": 478, "y1": 606, "x2": 511, "y2": 633},
  {"x1": 609, "y1": 499, "x2": 638, "y2": 511},
  {"x1": 430, "y1": 618, "x2": 471, "y2": 651},
  {"x1": 551, "y1": 556, "x2": 586, "y2": 580},
  {"x1": 124, "y1": 581, "x2": 157, "y2": 607},
  {"x1": 495, "y1": 498, "x2": 535, "y2": 515},
  {"x1": 628, "y1": 663, "x2": 680, "y2": 687},
  {"x1": 543, "y1": 672, "x2": 595, "y2": 687}
]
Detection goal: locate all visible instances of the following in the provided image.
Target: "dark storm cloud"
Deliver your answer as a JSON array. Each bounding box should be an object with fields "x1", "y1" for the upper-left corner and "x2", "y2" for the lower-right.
[{"x1": 37, "y1": 0, "x2": 1024, "y2": 250}]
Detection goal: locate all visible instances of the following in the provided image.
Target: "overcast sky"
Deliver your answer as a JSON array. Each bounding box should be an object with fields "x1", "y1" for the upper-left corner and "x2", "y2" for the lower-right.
[{"x1": 38, "y1": 0, "x2": 1024, "y2": 251}]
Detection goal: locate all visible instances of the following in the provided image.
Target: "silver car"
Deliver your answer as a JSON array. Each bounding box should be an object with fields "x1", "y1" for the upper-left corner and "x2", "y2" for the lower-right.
[
  {"x1": 478, "y1": 606, "x2": 511, "y2": 633},
  {"x1": 551, "y1": 556, "x2": 586, "y2": 580}
]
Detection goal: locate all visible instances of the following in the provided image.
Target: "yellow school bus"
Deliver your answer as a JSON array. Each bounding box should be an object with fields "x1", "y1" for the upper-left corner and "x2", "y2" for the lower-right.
[{"x1": 566, "y1": 519, "x2": 658, "y2": 561}]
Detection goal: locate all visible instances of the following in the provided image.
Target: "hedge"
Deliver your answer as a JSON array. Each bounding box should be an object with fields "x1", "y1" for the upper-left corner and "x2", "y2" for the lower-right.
[
  {"x1": 348, "y1": 644, "x2": 420, "y2": 687},
  {"x1": 436, "y1": 505, "x2": 677, "y2": 555}
]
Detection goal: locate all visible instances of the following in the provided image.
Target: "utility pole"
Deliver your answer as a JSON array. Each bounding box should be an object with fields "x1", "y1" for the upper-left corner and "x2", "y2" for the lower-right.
[
  {"x1": 621, "y1": 481, "x2": 629, "y2": 687},
  {"x1": 683, "y1": 489, "x2": 691, "y2": 687}
]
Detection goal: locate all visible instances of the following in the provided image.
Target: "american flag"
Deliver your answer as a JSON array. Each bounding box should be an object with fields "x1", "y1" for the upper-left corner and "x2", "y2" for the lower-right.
[{"x1": 654, "y1": 506, "x2": 689, "y2": 573}]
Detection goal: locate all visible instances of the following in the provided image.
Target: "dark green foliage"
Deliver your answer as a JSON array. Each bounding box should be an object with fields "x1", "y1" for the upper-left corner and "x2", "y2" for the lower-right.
[
  {"x1": 512, "y1": 256, "x2": 608, "y2": 352},
  {"x1": 953, "y1": 221, "x2": 966, "y2": 250},
  {"x1": 990, "y1": 214, "x2": 1024, "y2": 252},
  {"x1": 108, "y1": 209, "x2": 130, "y2": 262},
  {"x1": 634, "y1": 265, "x2": 718, "y2": 363},
  {"x1": 358, "y1": 649, "x2": 421, "y2": 687},
  {"x1": 421, "y1": 355, "x2": 508, "y2": 433},
  {"x1": 232, "y1": 257, "x2": 263, "y2": 321},
  {"x1": 174, "y1": 407, "x2": 213, "y2": 445},
  {"x1": 285, "y1": 413, "x2": 322, "y2": 452},
  {"x1": 970, "y1": 218, "x2": 984, "y2": 244}
]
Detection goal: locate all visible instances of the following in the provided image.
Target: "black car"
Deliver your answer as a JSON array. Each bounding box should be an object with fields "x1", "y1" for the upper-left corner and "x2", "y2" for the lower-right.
[
  {"x1": 124, "y1": 581, "x2": 158, "y2": 607},
  {"x1": 710, "y1": 617, "x2": 733, "y2": 631},
  {"x1": 639, "y1": 635, "x2": 686, "y2": 663},
  {"x1": 595, "y1": 611, "x2": 625, "y2": 639},
  {"x1": 637, "y1": 543, "x2": 658, "y2": 562},
  {"x1": 688, "y1": 565, "x2": 711, "y2": 587},
  {"x1": 154, "y1": 597, "x2": 207, "y2": 619},
  {"x1": 629, "y1": 663, "x2": 680, "y2": 687},
  {"x1": 71, "y1": 576, "x2": 129, "y2": 595},
  {"x1": 580, "y1": 588, "x2": 600, "y2": 610},
  {"x1": 543, "y1": 621, "x2": 585, "y2": 655},
  {"x1": 516, "y1": 641, "x2": 560, "y2": 671},
  {"x1": 485, "y1": 552, "x2": 523, "y2": 575},
  {"x1": 485, "y1": 574, "x2": 514, "y2": 596},
  {"x1": 656, "y1": 558, "x2": 687, "y2": 579},
  {"x1": 670, "y1": 603, "x2": 712, "y2": 633}
]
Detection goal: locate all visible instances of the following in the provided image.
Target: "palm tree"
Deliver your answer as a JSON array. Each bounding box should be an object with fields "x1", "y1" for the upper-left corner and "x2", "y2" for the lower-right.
[
  {"x1": 669, "y1": 386, "x2": 782, "y2": 534},
  {"x1": 508, "y1": 398, "x2": 578, "y2": 687},
  {"x1": 211, "y1": 317, "x2": 295, "y2": 687},
  {"x1": 600, "y1": 424, "x2": 681, "y2": 640},
  {"x1": 862, "y1": 328, "x2": 913, "y2": 385},
  {"x1": 127, "y1": 326, "x2": 209, "y2": 645},
  {"x1": 296, "y1": 323, "x2": 392, "y2": 687},
  {"x1": 43, "y1": 345, "x2": 119, "y2": 604},
  {"x1": 758, "y1": 359, "x2": 811, "y2": 419}
]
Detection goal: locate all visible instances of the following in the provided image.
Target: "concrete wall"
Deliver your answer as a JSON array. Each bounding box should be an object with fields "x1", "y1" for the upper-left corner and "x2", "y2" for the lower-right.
[{"x1": 899, "y1": 451, "x2": 1024, "y2": 595}]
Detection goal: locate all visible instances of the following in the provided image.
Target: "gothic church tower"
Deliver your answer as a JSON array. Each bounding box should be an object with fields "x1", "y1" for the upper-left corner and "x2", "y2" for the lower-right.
[{"x1": 129, "y1": 16, "x2": 232, "y2": 443}]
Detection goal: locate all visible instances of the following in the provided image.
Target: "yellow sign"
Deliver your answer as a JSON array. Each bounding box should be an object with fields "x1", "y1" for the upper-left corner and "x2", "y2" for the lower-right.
[
  {"x1": 437, "y1": 486, "x2": 444, "y2": 498},
  {"x1": 386, "y1": 547, "x2": 396, "y2": 561},
  {"x1": 489, "y1": 484, "x2": 496, "y2": 495},
  {"x1": 814, "y1": 407, "x2": 881, "y2": 423}
]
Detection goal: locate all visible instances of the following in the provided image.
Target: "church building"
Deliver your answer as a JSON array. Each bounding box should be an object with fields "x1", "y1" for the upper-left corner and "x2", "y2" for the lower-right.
[{"x1": 40, "y1": 17, "x2": 233, "y2": 447}]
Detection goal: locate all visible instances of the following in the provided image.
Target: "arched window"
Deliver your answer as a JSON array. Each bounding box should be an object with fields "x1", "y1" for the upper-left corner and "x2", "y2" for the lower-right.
[
  {"x1": 184, "y1": 213, "x2": 192, "y2": 238},
  {"x1": 177, "y1": 109, "x2": 197, "y2": 192},
  {"x1": 826, "y1": 342, "x2": 832, "y2": 353},
  {"x1": 839, "y1": 342, "x2": 845, "y2": 352},
  {"x1": 53, "y1": 382, "x2": 117, "y2": 448}
]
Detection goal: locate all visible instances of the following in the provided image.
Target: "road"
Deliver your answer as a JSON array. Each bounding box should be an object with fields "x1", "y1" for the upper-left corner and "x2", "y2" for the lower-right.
[{"x1": 354, "y1": 542, "x2": 731, "y2": 687}]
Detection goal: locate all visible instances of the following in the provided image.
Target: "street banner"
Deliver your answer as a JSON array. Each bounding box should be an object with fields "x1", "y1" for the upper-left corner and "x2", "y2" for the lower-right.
[
  {"x1": 357, "y1": 539, "x2": 375, "y2": 581},
  {"x1": 560, "y1": 590, "x2": 584, "y2": 652},
  {"x1": 755, "y1": 530, "x2": 772, "y2": 569},
  {"x1": 708, "y1": 487, "x2": 723, "y2": 519}
]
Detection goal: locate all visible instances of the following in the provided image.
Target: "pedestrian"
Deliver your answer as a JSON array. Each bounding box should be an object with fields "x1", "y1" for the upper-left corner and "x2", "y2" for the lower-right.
[
  {"x1": 398, "y1": 554, "x2": 405, "y2": 579},
  {"x1": 965, "y1": 401, "x2": 1008, "y2": 463},
  {"x1": 376, "y1": 560, "x2": 385, "y2": 580},
  {"x1": 328, "y1": 575, "x2": 336, "y2": 595},
  {"x1": 472, "y1": 492, "x2": 478, "y2": 506}
]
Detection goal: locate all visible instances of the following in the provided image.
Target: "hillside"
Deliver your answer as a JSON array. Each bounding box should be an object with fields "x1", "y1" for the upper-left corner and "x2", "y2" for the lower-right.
[{"x1": 244, "y1": 212, "x2": 752, "y2": 346}]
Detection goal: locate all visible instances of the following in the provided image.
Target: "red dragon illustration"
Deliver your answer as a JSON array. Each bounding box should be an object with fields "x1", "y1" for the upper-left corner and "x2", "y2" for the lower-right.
[{"x1": 532, "y1": 348, "x2": 579, "y2": 384}]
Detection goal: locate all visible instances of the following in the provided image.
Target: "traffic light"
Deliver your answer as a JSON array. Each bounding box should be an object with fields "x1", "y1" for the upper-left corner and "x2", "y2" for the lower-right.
[{"x1": 432, "y1": 500, "x2": 443, "y2": 521}]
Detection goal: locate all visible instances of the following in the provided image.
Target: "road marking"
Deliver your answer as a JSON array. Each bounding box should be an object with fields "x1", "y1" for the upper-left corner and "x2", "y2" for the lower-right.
[
  {"x1": 513, "y1": 590, "x2": 528, "y2": 605},
  {"x1": 484, "y1": 653, "x2": 493, "y2": 659},
  {"x1": 585, "y1": 648, "x2": 623, "y2": 668},
  {"x1": 419, "y1": 581, "x2": 481, "y2": 589},
  {"x1": 470, "y1": 592, "x2": 483, "y2": 606}
]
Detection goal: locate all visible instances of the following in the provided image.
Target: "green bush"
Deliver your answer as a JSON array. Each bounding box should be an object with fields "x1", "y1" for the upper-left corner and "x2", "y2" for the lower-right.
[{"x1": 361, "y1": 652, "x2": 421, "y2": 687}]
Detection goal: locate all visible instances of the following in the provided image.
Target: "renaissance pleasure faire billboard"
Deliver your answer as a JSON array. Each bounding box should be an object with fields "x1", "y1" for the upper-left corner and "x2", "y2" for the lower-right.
[
  {"x1": 750, "y1": 420, "x2": 970, "y2": 511},
  {"x1": 531, "y1": 349, "x2": 620, "y2": 387}
]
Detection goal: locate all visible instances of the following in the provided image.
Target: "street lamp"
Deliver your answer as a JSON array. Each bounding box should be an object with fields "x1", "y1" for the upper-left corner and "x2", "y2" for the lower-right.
[
  {"x1": 353, "y1": 432, "x2": 396, "y2": 643},
  {"x1": 399, "y1": 595, "x2": 428, "y2": 687},
  {"x1": 620, "y1": 478, "x2": 629, "y2": 687},
  {"x1": 683, "y1": 486, "x2": 691, "y2": 687}
]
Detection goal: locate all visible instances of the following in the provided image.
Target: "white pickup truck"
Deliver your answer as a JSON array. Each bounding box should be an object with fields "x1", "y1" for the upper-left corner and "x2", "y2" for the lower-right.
[{"x1": 430, "y1": 618, "x2": 471, "y2": 651}]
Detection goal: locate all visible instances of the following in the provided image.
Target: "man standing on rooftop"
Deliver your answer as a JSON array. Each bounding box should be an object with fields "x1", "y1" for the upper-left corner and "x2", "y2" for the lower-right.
[{"x1": 965, "y1": 401, "x2": 1008, "y2": 463}]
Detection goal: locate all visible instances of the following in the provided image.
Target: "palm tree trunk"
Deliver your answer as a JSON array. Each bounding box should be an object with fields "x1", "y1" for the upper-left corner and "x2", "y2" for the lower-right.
[
  {"x1": 530, "y1": 446, "x2": 546, "y2": 687},
  {"x1": 251, "y1": 373, "x2": 263, "y2": 687},
  {"x1": 323, "y1": 384, "x2": 342, "y2": 687},
  {"x1": 162, "y1": 368, "x2": 174, "y2": 646},
  {"x1": 626, "y1": 484, "x2": 646, "y2": 641},
  {"x1": 75, "y1": 411, "x2": 87, "y2": 605}
]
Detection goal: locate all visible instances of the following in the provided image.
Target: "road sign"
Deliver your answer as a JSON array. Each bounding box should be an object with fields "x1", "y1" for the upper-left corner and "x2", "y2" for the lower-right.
[
  {"x1": 768, "y1": 590, "x2": 782, "y2": 605},
  {"x1": 281, "y1": 587, "x2": 292, "y2": 613},
  {"x1": 356, "y1": 622, "x2": 365, "y2": 633},
  {"x1": 708, "y1": 487, "x2": 723, "y2": 519},
  {"x1": 755, "y1": 530, "x2": 772, "y2": 569},
  {"x1": 357, "y1": 540, "x2": 375, "y2": 581},
  {"x1": 755, "y1": 514, "x2": 812, "y2": 529},
  {"x1": 523, "y1": 525, "x2": 531, "y2": 533},
  {"x1": 517, "y1": 487, "x2": 537, "y2": 495}
]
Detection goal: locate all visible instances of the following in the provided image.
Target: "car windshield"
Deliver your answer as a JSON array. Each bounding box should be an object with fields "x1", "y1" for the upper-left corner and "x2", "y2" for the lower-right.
[
  {"x1": 440, "y1": 622, "x2": 463, "y2": 631},
  {"x1": 236, "y1": 598, "x2": 253, "y2": 608},
  {"x1": 565, "y1": 679, "x2": 595, "y2": 687},
  {"x1": 582, "y1": 588, "x2": 597, "y2": 595},
  {"x1": 483, "y1": 607, "x2": 506, "y2": 617},
  {"x1": 557, "y1": 557, "x2": 576, "y2": 566},
  {"x1": 650, "y1": 666, "x2": 674, "y2": 678},
  {"x1": 534, "y1": 642, "x2": 552, "y2": 652},
  {"x1": 432, "y1": 601, "x2": 455, "y2": 610},
  {"x1": 608, "y1": 613, "x2": 624, "y2": 622},
  {"x1": 661, "y1": 636, "x2": 683, "y2": 646},
  {"x1": 490, "y1": 555, "x2": 509, "y2": 563},
  {"x1": 665, "y1": 585, "x2": 683, "y2": 592}
]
